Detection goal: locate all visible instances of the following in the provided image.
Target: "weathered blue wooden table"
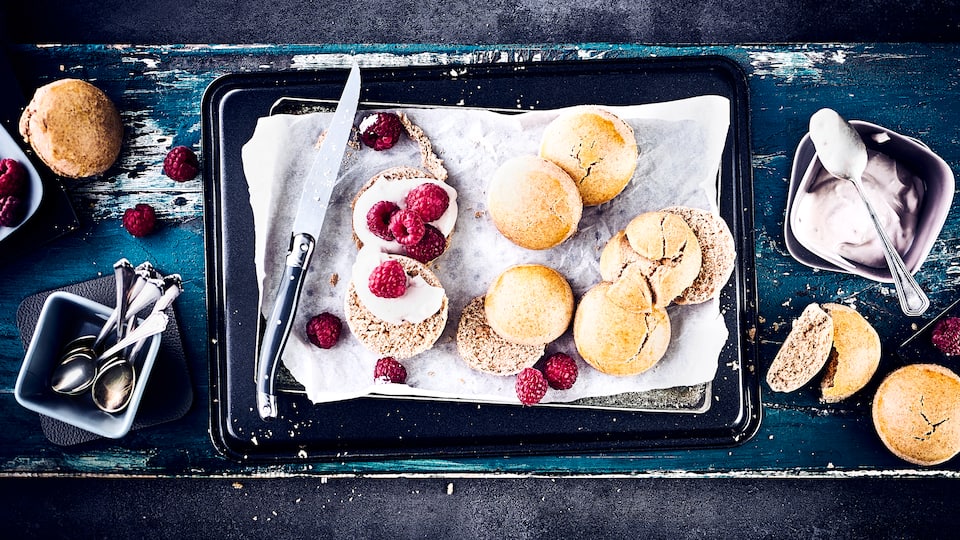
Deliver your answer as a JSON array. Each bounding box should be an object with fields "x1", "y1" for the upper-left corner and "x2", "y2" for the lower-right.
[{"x1": 2, "y1": 43, "x2": 958, "y2": 477}]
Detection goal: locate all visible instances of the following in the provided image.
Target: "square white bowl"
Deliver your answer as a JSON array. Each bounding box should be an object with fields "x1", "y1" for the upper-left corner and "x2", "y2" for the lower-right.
[
  {"x1": 14, "y1": 291, "x2": 162, "y2": 439},
  {"x1": 785, "y1": 120, "x2": 955, "y2": 282}
]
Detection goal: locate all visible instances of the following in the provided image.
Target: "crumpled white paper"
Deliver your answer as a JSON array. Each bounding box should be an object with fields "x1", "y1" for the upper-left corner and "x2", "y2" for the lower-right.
[{"x1": 242, "y1": 95, "x2": 732, "y2": 405}]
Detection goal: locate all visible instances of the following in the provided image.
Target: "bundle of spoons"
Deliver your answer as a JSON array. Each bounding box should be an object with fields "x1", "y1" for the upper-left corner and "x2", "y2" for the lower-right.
[{"x1": 49, "y1": 258, "x2": 182, "y2": 413}]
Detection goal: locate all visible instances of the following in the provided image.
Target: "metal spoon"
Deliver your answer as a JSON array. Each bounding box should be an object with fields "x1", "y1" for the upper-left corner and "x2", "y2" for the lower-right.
[
  {"x1": 90, "y1": 310, "x2": 170, "y2": 413},
  {"x1": 50, "y1": 260, "x2": 135, "y2": 395},
  {"x1": 808, "y1": 108, "x2": 930, "y2": 316}
]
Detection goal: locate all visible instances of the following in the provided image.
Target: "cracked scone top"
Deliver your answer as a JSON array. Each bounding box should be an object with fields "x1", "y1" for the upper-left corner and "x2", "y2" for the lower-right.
[
  {"x1": 872, "y1": 363, "x2": 960, "y2": 466},
  {"x1": 599, "y1": 211, "x2": 702, "y2": 312},
  {"x1": 487, "y1": 155, "x2": 582, "y2": 250},
  {"x1": 539, "y1": 106, "x2": 638, "y2": 206},
  {"x1": 573, "y1": 281, "x2": 671, "y2": 377}
]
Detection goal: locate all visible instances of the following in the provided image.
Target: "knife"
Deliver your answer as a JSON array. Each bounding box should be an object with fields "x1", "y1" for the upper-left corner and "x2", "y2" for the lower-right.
[{"x1": 256, "y1": 62, "x2": 361, "y2": 419}]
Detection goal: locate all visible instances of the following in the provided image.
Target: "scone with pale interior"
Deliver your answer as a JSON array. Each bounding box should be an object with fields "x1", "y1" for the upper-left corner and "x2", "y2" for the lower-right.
[
  {"x1": 872, "y1": 363, "x2": 960, "y2": 466},
  {"x1": 456, "y1": 296, "x2": 545, "y2": 375},
  {"x1": 573, "y1": 282, "x2": 671, "y2": 377},
  {"x1": 19, "y1": 78, "x2": 122, "y2": 178},
  {"x1": 661, "y1": 206, "x2": 737, "y2": 304},
  {"x1": 483, "y1": 264, "x2": 573, "y2": 346},
  {"x1": 487, "y1": 155, "x2": 582, "y2": 250},
  {"x1": 539, "y1": 106, "x2": 638, "y2": 206},
  {"x1": 599, "y1": 211, "x2": 702, "y2": 312},
  {"x1": 765, "y1": 303, "x2": 835, "y2": 393}
]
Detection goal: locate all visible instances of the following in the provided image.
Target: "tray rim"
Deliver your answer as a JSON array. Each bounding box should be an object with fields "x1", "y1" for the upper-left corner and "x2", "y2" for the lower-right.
[{"x1": 201, "y1": 56, "x2": 761, "y2": 464}]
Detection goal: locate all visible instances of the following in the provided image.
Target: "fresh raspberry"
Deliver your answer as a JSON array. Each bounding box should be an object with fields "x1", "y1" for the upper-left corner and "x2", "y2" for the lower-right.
[
  {"x1": 0, "y1": 158, "x2": 28, "y2": 198},
  {"x1": 543, "y1": 353, "x2": 578, "y2": 390},
  {"x1": 932, "y1": 317, "x2": 960, "y2": 356},
  {"x1": 515, "y1": 367, "x2": 548, "y2": 405},
  {"x1": 163, "y1": 146, "x2": 200, "y2": 182},
  {"x1": 122, "y1": 203, "x2": 157, "y2": 237},
  {"x1": 359, "y1": 112, "x2": 403, "y2": 151},
  {"x1": 0, "y1": 195, "x2": 24, "y2": 227},
  {"x1": 368, "y1": 259, "x2": 407, "y2": 298},
  {"x1": 365, "y1": 200, "x2": 399, "y2": 241},
  {"x1": 374, "y1": 356, "x2": 407, "y2": 384},
  {"x1": 306, "y1": 312, "x2": 342, "y2": 349},
  {"x1": 404, "y1": 224, "x2": 446, "y2": 263},
  {"x1": 405, "y1": 182, "x2": 450, "y2": 222},
  {"x1": 388, "y1": 209, "x2": 425, "y2": 246}
]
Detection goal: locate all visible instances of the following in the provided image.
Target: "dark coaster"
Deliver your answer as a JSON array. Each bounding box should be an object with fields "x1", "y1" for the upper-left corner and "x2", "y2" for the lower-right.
[{"x1": 16, "y1": 275, "x2": 193, "y2": 446}]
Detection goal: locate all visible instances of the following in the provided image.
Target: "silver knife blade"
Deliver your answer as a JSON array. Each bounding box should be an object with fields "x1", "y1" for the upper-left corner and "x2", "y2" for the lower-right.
[{"x1": 256, "y1": 61, "x2": 361, "y2": 419}]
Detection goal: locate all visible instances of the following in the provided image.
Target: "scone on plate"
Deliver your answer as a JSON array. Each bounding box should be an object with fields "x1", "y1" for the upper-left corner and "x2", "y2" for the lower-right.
[
  {"x1": 573, "y1": 281, "x2": 671, "y2": 377},
  {"x1": 539, "y1": 106, "x2": 638, "y2": 206},
  {"x1": 599, "y1": 211, "x2": 702, "y2": 312},
  {"x1": 351, "y1": 166, "x2": 458, "y2": 263},
  {"x1": 344, "y1": 247, "x2": 449, "y2": 359},
  {"x1": 19, "y1": 79, "x2": 123, "y2": 178},
  {"x1": 483, "y1": 264, "x2": 574, "y2": 346},
  {"x1": 487, "y1": 155, "x2": 582, "y2": 250}
]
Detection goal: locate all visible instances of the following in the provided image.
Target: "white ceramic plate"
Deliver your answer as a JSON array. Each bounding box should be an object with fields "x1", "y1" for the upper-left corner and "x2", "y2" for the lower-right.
[{"x1": 0, "y1": 122, "x2": 43, "y2": 242}]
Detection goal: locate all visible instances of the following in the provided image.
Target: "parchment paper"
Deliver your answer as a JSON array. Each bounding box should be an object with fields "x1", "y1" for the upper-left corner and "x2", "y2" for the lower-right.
[{"x1": 242, "y1": 96, "x2": 732, "y2": 404}]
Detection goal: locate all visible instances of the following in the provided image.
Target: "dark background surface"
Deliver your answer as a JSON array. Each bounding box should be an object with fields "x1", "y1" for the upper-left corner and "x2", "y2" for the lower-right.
[{"x1": 3, "y1": 1, "x2": 960, "y2": 539}]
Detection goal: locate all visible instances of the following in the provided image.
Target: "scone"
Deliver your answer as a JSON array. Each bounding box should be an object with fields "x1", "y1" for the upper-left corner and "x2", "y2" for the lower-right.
[
  {"x1": 344, "y1": 249, "x2": 449, "y2": 359},
  {"x1": 599, "y1": 211, "x2": 702, "y2": 312},
  {"x1": 487, "y1": 155, "x2": 582, "y2": 250},
  {"x1": 539, "y1": 106, "x2": 638, "y2": 206},
  {"x1": 456, "y1": 296, "x2": 545, "y2": 375},
  {"x1": 573, "y1": 282, "x2": 671, "y2": 377},
  {"x1": 819, "y1": 303, "x2": 881, "y2": 403},
  {"x1": 484, "y1": 264, "x2": 574, "y2": 346},
  {"x1": 872, "y1": 364, "x2": 960, "y2": 466},
  {"x1": 766, "y1": 303, "x2": 835, "y2": 393},
  {"x1": 662, "y1": 206, "x2": 737, "y2": 304},
  {"x1": 351, "y1": 166, "x2": 458, "y2": 263},
  {"x1": 19, "y1": 79, "x2": 122, "y2": 178}
]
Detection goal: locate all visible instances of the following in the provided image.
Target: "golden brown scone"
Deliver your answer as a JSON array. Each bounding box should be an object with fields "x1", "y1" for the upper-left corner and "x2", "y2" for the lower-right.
[
  {"x1": 539, "y1": 106, "x2": 638, "y2": 206},
  {"x1": 19, "y1": 79, "x2": 122, "y2": 178},
  {"x1": 766, "y1": 303, "x2": 834, "y2": 393},
  {"x1": 573, "y1": 282, "x2": 671, "y2": 376},
  {"x1": 456, "y1": 296, "x2": 545, "y2": 375},
  {"x1": 344, "y1": 254, "x2": 448, "y2": 359},
  {"x1": 819, "y1": 303, "x2": 881, "y2": 403},
  {"x1": 872, "y1": 364, "x2": 960, "y2": 466},
  {"x1": 662, "y1": 206, "x2": 737, "y2": 304},
  {"x1": 487, "y1": 155, "x2": 582, "y2": 250},
  {"x1": 484, "y1": 264, "x2": 573, "y2": 346},
  {"x1": 599, "y1": 212, "x2": 702, "y2": 312}
]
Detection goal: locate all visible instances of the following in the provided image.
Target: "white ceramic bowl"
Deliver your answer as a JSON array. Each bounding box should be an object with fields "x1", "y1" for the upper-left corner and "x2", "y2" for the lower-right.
[
  {"x1": 14, "y1": 291, "x2": 162, "y2": 439},
  {"x1": 785, "y1": 120, "x2": 955, "y2": 283},
  {"x1": 0, "y1": 123, "x2": 43, "y2": 242}
]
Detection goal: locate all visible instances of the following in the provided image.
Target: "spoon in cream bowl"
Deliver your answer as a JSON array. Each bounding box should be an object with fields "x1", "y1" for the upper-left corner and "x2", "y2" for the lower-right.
[{"x1": 808, "y1": 108, "x2": 929, "y2": 316}]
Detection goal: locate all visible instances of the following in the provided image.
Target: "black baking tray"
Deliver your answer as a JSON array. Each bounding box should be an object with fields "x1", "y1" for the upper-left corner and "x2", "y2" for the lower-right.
[{"x1": 202, "y1": 57, "x2": 760, "y2": 463}]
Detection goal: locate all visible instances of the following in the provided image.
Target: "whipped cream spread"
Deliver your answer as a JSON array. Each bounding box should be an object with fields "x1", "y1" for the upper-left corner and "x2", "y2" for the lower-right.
[
  {"x1": 352, "y1": 178, "x2": 458, "y2": 253},
  {"x1": 351, "y1": 246, "x2": 445, "y2": 325},
  {"x1": 793, "y1": 149, "x2": 924, "y2": 268}
]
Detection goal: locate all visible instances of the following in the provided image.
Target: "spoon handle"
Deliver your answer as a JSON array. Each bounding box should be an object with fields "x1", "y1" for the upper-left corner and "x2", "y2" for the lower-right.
[{"x1": 851, "y1": 176, "x2": 930, "y2": 316}]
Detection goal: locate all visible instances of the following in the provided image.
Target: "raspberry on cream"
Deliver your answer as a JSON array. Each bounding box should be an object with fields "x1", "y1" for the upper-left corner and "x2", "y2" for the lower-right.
[
  {"x1": 351, "y1": 246, "x2": 444, "y2": 325},
  {"x1": 353, "y1": 178, "x2": 457, "y2": 254}
]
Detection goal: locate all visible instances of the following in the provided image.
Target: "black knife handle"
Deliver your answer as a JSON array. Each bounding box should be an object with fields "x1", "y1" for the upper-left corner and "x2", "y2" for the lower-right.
[{"x1": 256, "y1": 232, "x2": 316, "y2": 419}]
